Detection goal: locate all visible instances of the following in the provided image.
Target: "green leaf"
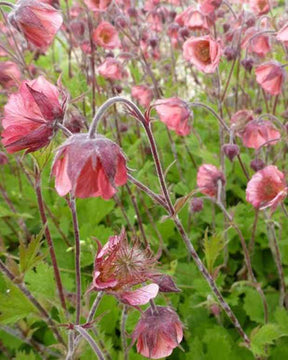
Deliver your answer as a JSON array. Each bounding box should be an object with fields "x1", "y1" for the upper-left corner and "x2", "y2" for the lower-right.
[
  {"x1": 203, "y1": 229, "x2": 225, "y2": 275},
  {"x1": 243, "y1": 287, "x2": 265, "y2": 324},
  {"x1": 0, "y1": 276, "x2": 37, "y2": 324},
  {"x1": 15, "y1": 351, "x2": 36, "y2": 360},
  {"x1": 250, "y1": 324, "x2": 283, "y2": 356},
  {"x1": 19, "y1": 228, "x2": 46, "y2": 274}
]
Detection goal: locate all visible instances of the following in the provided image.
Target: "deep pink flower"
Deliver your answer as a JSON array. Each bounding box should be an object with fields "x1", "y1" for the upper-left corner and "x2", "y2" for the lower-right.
[
  {"x1": 176, "y1": 7, "x2": 209, "y2": 31},
  {"x1": 246, "y1": 165, "x2": 287, "y2": 211},
  {"x1": 88, "y1": 229, "x2": 159, "y2": 305},
  {"x1": 93, "y1": 21, "x2": 121, "y2": 50},
  {"x1": 255, "y1": 61, "x2": 286, "y2": 96},
  {"x1": 84, "y1": 0, "x2": 112, "y2": 11},
  {"x1": 154, "y1": 97, "x2": 191, "y2": 136},
  {"x1": 197, "y1": 164, "x2": 226, "y2": 197},
  {"x1": 241, "y1": 27, "x2": 271, "y2": 58},
  {"x1": 52, "y1": 134, "x2": 127, "y2": 199},
  {"x1": 131, "y1": 85, "x2": 153, "y2": 108},
  {"x1": 97, "y1": 58, "x2": 128, "y2": 81},
  {"x1": 276, "y1": 23, "x2": 288, "y2": 46},
  {"x1": 9, "y1": 0, "x2": 63, "y2": 51},
  {"x1": 240, "y1": 120, "x2": 280, "y2": 150},
  {"x1": 1, "y1": 76, "x2": 65, "y2": 153},
  {"x1": 198, "y1": 0, "x2": 222, "y2": 15},
  {"x1": 0, "y1": 61, "x2": 21, "y2": 89},
  {"x1": 249, "y1": 0, "x2": 270, "y2": 15},
  {"x1": 183, "y1": 35, "x2": 222, "y2": 73},
  {"x1": 132, "y1": 306, "x2": 183, "y2": 359}
]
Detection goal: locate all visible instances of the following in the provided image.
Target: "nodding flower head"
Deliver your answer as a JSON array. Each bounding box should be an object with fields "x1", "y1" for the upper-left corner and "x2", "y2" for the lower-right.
[
  {"x1": 246, "y1": 165, "x2": 287, "y2": 211},
  {"x1": 52, "y1": 133, "x2": 128, "y2": 200},
  {"x1": 197, "y1": 164, "x2": 226, "y2": 197},
  {"x1": 89, "y1": 229, "x2": 159, "y2": 306},
  {"x1": 1, "y1": 76, "x2": 66, "y2": 153},
  {"x1": 255, "y1": 61, "x2": 286, "y2": 96},
  {"x1": 132, "y1": 306, "x2": 183, "y2": 359}
]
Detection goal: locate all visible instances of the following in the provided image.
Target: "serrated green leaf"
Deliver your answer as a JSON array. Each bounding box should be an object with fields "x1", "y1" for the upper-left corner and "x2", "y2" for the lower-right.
[
  {"x1": 251, "y1": 324, "x2": 283, "y2": 356},
  {"x1": 203, "y1": 229, "x2": 225, "y2": 275},
  {"x1": 15, "y1": 351, "x2": 36, "y2": 360}
]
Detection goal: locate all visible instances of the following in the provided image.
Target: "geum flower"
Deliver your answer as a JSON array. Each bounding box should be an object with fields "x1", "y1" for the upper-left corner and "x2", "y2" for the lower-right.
[
  {"x1": 8, "y1": 0, "x2": 63, "y2": 51},
  {"x1": 132, "y1": 306, "x2": 183, "y2": 359},
  {"x1": 52, "y1": 133, "x2": 128, "y2": 200},
  {"x1": 246, "y1": 165, "x2": 287, "y2": 211},
  {"x1": 154, "y1": 97, "x2": 191, "y2": 136},
  {"x1": 93, "y1": 21, "x2": 121, "y2": 50},
  {"x1": 197, "y1": 164, "x2": 226, "y2": 197},
  {"x1": 183, "y1": 35, "x2": 222, "y2": 74},
  {"x1": 1, "y1": 76, "x2": 65, "y2": 153},
  {"x1": 0, "y1": 61, "x2": 21, "y2": 89},
  {"x1": 255, "y1": 61, "x2": 286, "y2": 96},
  {"x1": 88, "y1": 229, "x2": 159, "y2": 306},
  {"x1": 97, "y1": 58, "x2": 128, "y2": 81}
]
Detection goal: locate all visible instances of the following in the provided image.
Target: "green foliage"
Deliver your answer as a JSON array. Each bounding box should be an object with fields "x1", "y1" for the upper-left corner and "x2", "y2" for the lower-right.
[{"x1": 203, "y1": 229, "x2": 226, "y2": 275}]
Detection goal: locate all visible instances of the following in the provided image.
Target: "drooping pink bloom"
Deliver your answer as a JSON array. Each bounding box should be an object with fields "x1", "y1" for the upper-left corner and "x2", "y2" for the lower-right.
[
  {"x1": 88, "y1": 229, "x2": 159, "y2": 305},
  {"x1": 255, "y1": 61, "x2": 286, "y2": 96},
  {"x1": 197, "y1": 164, "x2": 226, "y2": 197},
  {"x1": 246, "y1": 165, "x2": 287, "y2": 211},
  {"x1": 249, "y1": 0, "x2": 270, "y2": 15},
  {"x1": 198, "y1": 0, "x2": 222, "y2": 15},
  {"x1": 183, "y1": 36, "x2": 222, "y2": 73},
  {"x1": 241, "y1": 27, "x2": 271, "y2": 58},
  {"x1": 231, "y1": 109, "x2": 254, "y2": 134},
  {"x1": 176, "y1": 7, "x2": 209, "y2": 31},
  {"x1": 154, "y1": 97, "x2": 191, "y2": 136},
  {"x1": 52, "y1": 134, "x2": 127, "y2": 199},
  {"x1": 0, "y1": 61, "x2": 21, "y2": 89},
  {"x1": 97, "y1": 58, "x2": 128, "y2": 81},
  {"x1": 276, "y1": 23, "x2": 288, "y2": 46},
  {"x1": 84, "y1": 0, "x2": 112, "y2": 11},
  {"x1": 8, "y1": 0, "x2": 63, "y2": 51},
  {"x1": 240, "y1": 120, "x2": 280, "y2": 150},
  {"x1": 131, "y1": 85, "x2": 153, "y2": 108},
  {"x1": 132, "y1": 306, "x2": 183, "y2": 359},
  {"x1": 1, "y1": 76, "x2": 65, "y2": 153},
  {"x1": 93, "y1": 21, "x2": 121, "y2": 50}
]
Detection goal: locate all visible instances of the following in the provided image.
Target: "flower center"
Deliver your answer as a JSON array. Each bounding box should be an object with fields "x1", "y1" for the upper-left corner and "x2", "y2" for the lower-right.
[{"x1": 195, "y1": 41, "x2": 211, "y2": 64}]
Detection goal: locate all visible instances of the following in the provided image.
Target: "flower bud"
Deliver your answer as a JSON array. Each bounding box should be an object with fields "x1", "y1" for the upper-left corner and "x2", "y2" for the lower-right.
[
  {"x1": 127, "y1": 7, "x2": 138, "y2": 18},
  {"x1": 224, "y1": 47, "x2": 237, "y2": 61},
  {"x1": 178, "y1": 26, "x2": 190, "y2": 40},
  {"x1": 241, "y1": 58, "x2": 254, "y2": 73},
  {"x1": 148, "y1": 36, "x2": 158, "y2": 48},
  {"x1": 190, "y1": 198, "x2": 204, "y2": 213},
  {"x1": 250, "y1": 158, "x2": 265, "y2": 172},
  {"x1": 0, "y1": 152, "x2": 8, "y2": 165},
  {"x1": 64, "y1": 108, "x2": 86, "y2": 134},
  {"x1": 222, "y1": 144, "x2": 240, "y2": 162}
]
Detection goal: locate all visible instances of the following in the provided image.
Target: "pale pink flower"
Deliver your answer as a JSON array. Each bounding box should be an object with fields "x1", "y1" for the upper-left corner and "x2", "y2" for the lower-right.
[
  {"x1": 132, "y1": 306, "x2": 183, "y2": 359},
  {"x1": 154, "y1": 97, "x2": 191, "y2": 136},
  {"x1": 88, "y1": 229, "x2": 159, "y2": 306},
  {"x1": 84, "y1": 0, "x2": 112, "y2": 11},
  {"x1": 249, "y1": 0, "x2": 270, "y2": 15},
  {"x1": 93, "y1": 21, "x2": 121, "y2": 50},
  {"x1": 131, "y1": 85, "x2": 153, "y2": 108},
  {"x1": 52, "y1": 134, "x2": 127, "y2": 199},
  {"x1": 183, "y1": 36, "x2": 222, "y2": 74},
  {"x1": 197, "y1": 164, "x2": 225, "y2": 197},
  {"x1": 240, "y1": 120, "x2": 280, "y2": 150},
  {"x1": 241, "y1": 27, "x2": 271, "y2": 58},
  {"x1": 9, "y1": 0, "x2": 63, "y2": 51},
  {"x1": 231, "y1": 109, "x2": 254, "y2": 134},
  {"x1": 276, "y1": 23, "x2": 288, "y2": 46},
  {"x1": 97, "y1": 58, "x2": 128, "y2": 81},
  {"x1": 255, "y1": 61, "x2": 286, "y2": 95},
  {"x1": 1, "y1": 76, "x2": 65, "y2": 153},
  {"x1": 198, "y1": 0, "x2": 222, "y2": 15},
  {"x1": 175, "y1": 6, "x2": 209, "y2": 31},
  {"x1": 0, "y1": 61, "x2": 21, "y2": 89},
  {"x1": 246, "y1": 165, "x2": 287, "y2": 211}
]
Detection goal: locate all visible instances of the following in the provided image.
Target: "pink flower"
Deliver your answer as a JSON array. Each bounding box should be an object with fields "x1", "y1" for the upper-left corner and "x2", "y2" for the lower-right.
[
  {"x1": 240, "y1": 120, "x2": 280, "y2": 150},
  {"x1": 93, "y1": 21, "x2": 121, "y2": 50},
  {"x1": 183, "y1": 36, "x2": 222, "y2": 73},
  {"x1": 84, "y1": 0, "x2": 112, "y2": 11},
  {"x1": 175, "y1": 6, "x2": 209, "y2": 31},
  {"x1": 132, "y1": 306, "x2": 183, "y2": 359},
  {"x1": 89, "y1": 229, "x2": 159, "y2": 305},
  {"x1": 97, "y1": 58, "x2": 128, "y2": 81},
  {"x1": 197, "y1": 164, "x2": 225, "y2": 197},
  {"x1": 249, "y1": 0, "x2": 270, "y2": 15},
  {"x1": 255, "y1": 61, "x2": 286, "y2": 96},
  {"x1": 198, "y1": 0, "x2": 222, "y2": 15},
  {"x1": 231, "y1": 109, "x2": 254, "y2": 134},
  {"x1": 276, "y1": 23, "x2": 288, "y2": 46},
  {"x1": 246, "y1": 165, "x2": 287, "y2": 211},
  {"x1": 1, "y1": 76, "x2": 65, "y2": 153},
  {"x1": 154, "y1": 97, "x2": 191, "y2": 136},
  {"x1": 241, "y1": 27, "x2": 271, "y2": 58},
  {"x1": 131, "y1": 85, "x2": 153, "y2": 108},
  {"x1": 9, "y1": 0, "x2": 63, "y2": 51},
  {"x1": 0, "y1": 61, "x2": 21, "y2": 89},
  {"x1": 52, "y1": 134, "x2": 127, "y2": 199}
]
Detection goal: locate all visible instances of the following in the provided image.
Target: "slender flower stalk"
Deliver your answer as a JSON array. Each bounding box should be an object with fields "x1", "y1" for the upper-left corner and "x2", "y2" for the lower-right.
[
  {"x1": 121, "y1": 306, "x2": 128, "y2": 360},
  {"x1": 74, "y1": 325, "x2": 105, "y2": 360}
]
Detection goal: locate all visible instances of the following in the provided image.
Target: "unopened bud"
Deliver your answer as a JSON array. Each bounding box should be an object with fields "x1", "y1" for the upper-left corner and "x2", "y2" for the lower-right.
[
  {"x1": 149, "y1": 36, "x2": 158, "y2": 48},
  {"x1": 222, "y1": 144, "x2": 240, "y2": 162},
  {"x1": 178, "y1": 26, "x2": 189, "y2": 40},
  {"x1": 190, "y1": 198, "x2": 203, "y2": 213},
  {"x1": 241, "y1": 58, "x2": 254, "y2": 73},
  {"x1": 0, "y1": 151, "x2": 8, "y2": 165},
  {"x1": 127, "y1": 7, "x2": 137, "y2": 18},
  {"x1": 250, "y1": 158, "x2": 265, "y2": 172},
  {"x1": 224, "y1": 47, "x2": 237, "y2": 61}
]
